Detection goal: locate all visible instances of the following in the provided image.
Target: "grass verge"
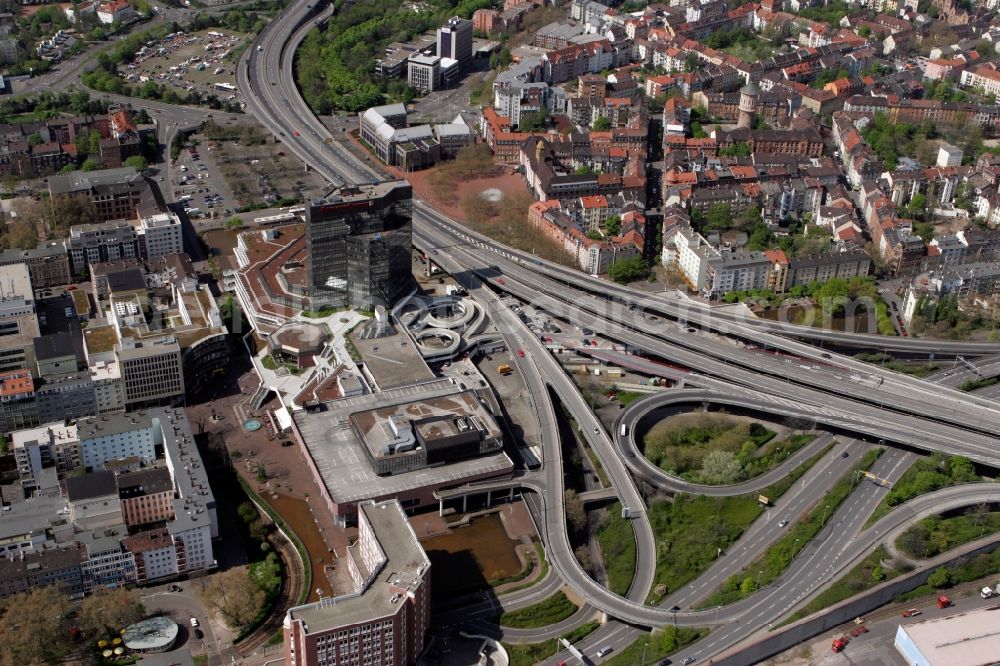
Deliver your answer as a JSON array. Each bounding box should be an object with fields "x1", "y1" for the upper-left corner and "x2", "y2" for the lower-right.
[
  {"x1": 500, "y1": 591, "x2": 578, "y2": 628},
  {"x1": 780, "y1": 546, "x2": 904, "y2": 626},
  {"x1": 603, "y1": 626, "x2": 709, "y2": 666},
  {"x1": 897, "y1": 547, "x2": 1000, "y2": 602},
  {"x1": 502, "y1": 622, "x2": 600, "y2": 666},
  {"x1": 646, "y1": 442, "x2": 833, "y2": 604},
  {"x1": 492, "y1": 542, "x2": 548, "y2": 592},
  {"x1": 699, "y1": 448, "x2": 883, "y2": 607},
  {"x1": 866, "y1": 453, "x2": 982, "y2": 528},
  {"x1": 598, "y1": 501, "x2": 637, "y2": 596}
]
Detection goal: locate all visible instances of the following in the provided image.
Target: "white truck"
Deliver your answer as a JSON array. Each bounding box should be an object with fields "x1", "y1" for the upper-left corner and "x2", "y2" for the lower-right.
[{"x1": 981, "y1": 584, "x2": 1000, "y2": 599}]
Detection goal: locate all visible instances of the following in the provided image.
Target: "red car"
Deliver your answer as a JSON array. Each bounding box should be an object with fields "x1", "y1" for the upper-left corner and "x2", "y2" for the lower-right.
[
  {"x1": 293, "y1": 130, "x2": 301, "y2": 137},
  {"x1": 497, "y1": 278, "x2": 505, "y2": 285},
  {"x1": 517, "y1": 349, "x2": 525, "y2": 358},
  {"x1": 66, "y1": 285, "x2": 78, "y2": 291}
]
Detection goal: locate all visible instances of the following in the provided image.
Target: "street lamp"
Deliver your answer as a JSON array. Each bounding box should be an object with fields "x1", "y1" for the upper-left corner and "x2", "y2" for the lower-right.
[
  {"x1": 756, "y1": 570, "x2": 763, "y2": 590},
  {"x1": 641, "y1": 639, "x2": 648, "y2": 666},
  {"x1": 671, "y1": 605, "x2": 680, "y2": 628},
  {"x1": 821, "y1": 504, "x2": 831, "y2": 527}
]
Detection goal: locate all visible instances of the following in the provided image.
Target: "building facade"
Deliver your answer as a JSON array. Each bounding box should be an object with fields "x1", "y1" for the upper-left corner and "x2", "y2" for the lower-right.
[
  {"x1": 283, "y1": 500, "x2": 431, "y2": 666},
  {"x1": 306, "y1": 182, "x2": 414, "y2": 310}
]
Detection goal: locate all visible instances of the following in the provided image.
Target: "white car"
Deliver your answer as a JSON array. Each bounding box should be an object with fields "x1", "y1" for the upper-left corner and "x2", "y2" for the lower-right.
[
  {"x1": 778, "y1": 519, "x2": 789, "y2": 528},
  {"x1": 190, "y1": 617, "x2": 199, "y2": 628}
]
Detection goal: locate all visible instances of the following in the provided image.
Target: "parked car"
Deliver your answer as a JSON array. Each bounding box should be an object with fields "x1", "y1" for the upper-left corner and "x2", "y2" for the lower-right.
[
  {"x1": 901, "y1": 609, "x2": 922, "y2": 618},
  {"x1": 190, "y1": 617, "x2": 199, "y2": 627},
  {"x1": 778, "y1": 519, "x2": 789, "y2": 528}
]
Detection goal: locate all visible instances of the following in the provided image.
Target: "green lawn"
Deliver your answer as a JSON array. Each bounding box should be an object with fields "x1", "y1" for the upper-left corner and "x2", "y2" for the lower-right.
[
  {"x1": 781, "y1": 546, "x2": 902, "y2": 625},
  {"x1": 614, "y1": 390, "x2": 646, "y2": 407},
  {"x1": 597, "y1": 502, "x2": 637, "y2": 596},
  {"x1": 896, "y1": 511, "x2": 1000, "y2": 559},
  {"x1": 499, "y1": 591, "x2": 578, "y2": 628},
  {"x1": 502, "y1": 622, "x2": 599, "y2": 666},
  {"x1": 602, "y1": 626, "x2": 708, "y2": 666},
  {"x1": 646, "y1": 443, "x2": 833, "y2": 604},
  {"x1": 866, "y1": 454, "x2": 982, "y2": 528},
  {"x1": 699, "y1": 448, "x2": 883, "y2": 607}
]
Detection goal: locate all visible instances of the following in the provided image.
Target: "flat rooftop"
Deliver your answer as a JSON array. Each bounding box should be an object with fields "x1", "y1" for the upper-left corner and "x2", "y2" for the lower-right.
[
  {"x1": 898, "y1": 605, "x2": 1000, "y2": 666},
  {"x1": 292, "y1": 382, "x2": 513, "y2": 505},
  {"x1": 287, "y1": 499, "x2": 429, "y2": 631},
  {"x1": 349, "y1": 321, "x2": 435, "y2": 390},
  {"x1": 235, "y1": 224, "x2": 309, "y2": 333},
  {"x1": 350, "y1": 390, "x2": 503, "y2": 461}
]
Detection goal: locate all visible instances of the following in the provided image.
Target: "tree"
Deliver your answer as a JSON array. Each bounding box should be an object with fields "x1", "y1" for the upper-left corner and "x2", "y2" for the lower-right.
[
  {"x1": 592, "y1": 116, "x2": 612, "y2": 131},
  {"x1": 699, "y1": 450, "x2": 743, "y2": 484},
  {"x1": 79, "y1": 586, "x2": 145, "y2": 638},
  {"x1": 81, "y1": 158, "x2": 101, "y2": 171},
  {"x1": 3, "y1": 218, "x2": 39, "y2": 250},
  {"x1": 607, "y1": 255, "x2": 649, "y2": 284},
  {"x1": 927, "y1": 567, "x2": 954, "y2": 588},
  {"x1": 225, "y1": 216, "x2": 244, "y2": 229},
  {"x1": 564, "y1": 489, "x2": 587, "y2": 535},
  {"x1": 0, "y1": 585, "x2": 73, "y2": 666},
  {"x1": 704, "y1": 203, "x2": 733, "y2": 232},
  {"x1": 200, "y1": 568, "x2": 267, "y2": 629},
  {"x1": 740, "y1": 575, "x2": 756, "y2": 595},
  {"x1": 604, "y1": 214, "x2": 621, "y2": 236},
  {"x1": 123, "y1": 155, "x2": 149, "y2": 171},
  {"x1": 14, "y1": 193, "x2": 100, "y2": 237}
]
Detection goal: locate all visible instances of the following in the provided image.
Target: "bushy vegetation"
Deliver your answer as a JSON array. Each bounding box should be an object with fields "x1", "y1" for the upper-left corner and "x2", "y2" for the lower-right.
[
  {"x1": 295, "y1": 0, "x2": 493, "y2": 112},
  {"x1": 726, "y1": 276, "x2": 895, "y2": 334},
  {"x1": 896, "y1": 510, "x2": 1000, "y2": 559},
  {"x1": 597, "y1": 502, "x2": 637, "y2": 596},
  {"x1": 960, "y1": 377, "x2": 999, "y2": 392},
  {"x1": 868, "y1": 454, "x2": 982, "y2": 527},
  {"x1": 797, "y1": 0, "x2": 851, "y2": 26},
  {"x1": 898, "y1": 548, "x2": 1000, "y2": 601},
  {"x1": 643, "y1": 413, "x2": 797, "y2": 484},
  {"x1": 908, "y1": 293, "x2": 1000, "y2": 339},
  {"x1": 499, "y1": 591, "x2": 578, "y2": 628},
  {"x1": 644, "y1": 443, "x2": 831, "y2": 604},
  {"x1": 701, "y1": 449, "x2": 883, "y2": 607},
  {"x1": 607, "y1": 255, "x2": 650, "y2": 284}
]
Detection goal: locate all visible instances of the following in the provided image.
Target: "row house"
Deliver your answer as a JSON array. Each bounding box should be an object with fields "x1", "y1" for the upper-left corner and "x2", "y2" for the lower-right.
[
  {"x1": 960, "y1": 64, "x2": 1000, "y2": 96},
  {"x1": 529, "y1": 200, "x2": 645, "y2": 275},
  {"x1": 520, "y1": 136, "x2": 646, "y2": 205},
  {"x1": 843, "y1": 95, "x2": 1000, "y2": 130},
  {"x1": 713, "y1": 128, "x2": 823, "y2": 157},
  {"x1": 542, "y1": 40, "x2": 617, "y2": 85},
  {"x1": 692, "y1": 90, "x2": 796, "y2": 127}
]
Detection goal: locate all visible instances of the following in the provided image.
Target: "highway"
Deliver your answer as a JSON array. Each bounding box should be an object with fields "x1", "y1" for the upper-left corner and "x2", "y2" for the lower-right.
[{"x1": 235, "y1": 0, "x2": 1000, "y2": 660}]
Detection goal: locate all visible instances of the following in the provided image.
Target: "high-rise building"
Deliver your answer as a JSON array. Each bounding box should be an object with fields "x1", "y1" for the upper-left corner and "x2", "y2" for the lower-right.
[
  {"x1": 283, "y1": 499, "x2": 431, "y2": 666},
  {"x1": 437, "y1": 16, "x2": 473, "y2": 71},
  {"x1": 306, "y1": 181, "x2": 414, "y2": 310}
]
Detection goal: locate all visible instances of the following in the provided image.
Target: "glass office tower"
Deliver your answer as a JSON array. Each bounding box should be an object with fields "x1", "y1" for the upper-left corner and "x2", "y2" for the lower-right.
[{"x1": 306, "y1": 181, "x2": 413, "y2": 310}]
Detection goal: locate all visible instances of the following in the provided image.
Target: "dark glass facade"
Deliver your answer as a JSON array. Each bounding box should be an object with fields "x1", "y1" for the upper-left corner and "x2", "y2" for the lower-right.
[{"x1": 306, "y1": 181, "x2": 414, "y2": 309}]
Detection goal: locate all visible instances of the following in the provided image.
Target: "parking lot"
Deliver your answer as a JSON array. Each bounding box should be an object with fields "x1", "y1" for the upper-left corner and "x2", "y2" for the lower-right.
[
  {"x1": 124, "y1": 29, "x2": 247, "y2": 104},
  {"x1": 173, "y1": 138, "x2": 239, "y2": 222},
  {"x1": 212, "y1": 136, "x2": 330, "y2": 208}
]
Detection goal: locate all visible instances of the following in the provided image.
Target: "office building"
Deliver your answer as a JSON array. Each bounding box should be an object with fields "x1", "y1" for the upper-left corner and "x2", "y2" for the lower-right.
[
  {"x1": 407, "y1": 54, "x2": 441, "y2": 94},
  {"x1": 283, "y1": 499, "x2": 431, "y2": 666},
  {"x1": 306, "y1": 181, "x2": 414, "y2": 310},
  {"x1": 437, "y1": 16, "x2": 473, "y2": 71},
  {"x1": 12, "y1": 422, "x2": 81, "y2": 491},
  {"x1": 0, "y1": 263, "x2": 39, "y2": 375},
  {"x1": 0, "y1": 368, "x2": 38, "y2": 433}
]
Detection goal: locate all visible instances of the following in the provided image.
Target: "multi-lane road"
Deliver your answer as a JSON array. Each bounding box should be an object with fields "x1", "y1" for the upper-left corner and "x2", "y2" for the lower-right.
[{"x1": 234, "y1": 0, "x2": 1000, "y2": 661}]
